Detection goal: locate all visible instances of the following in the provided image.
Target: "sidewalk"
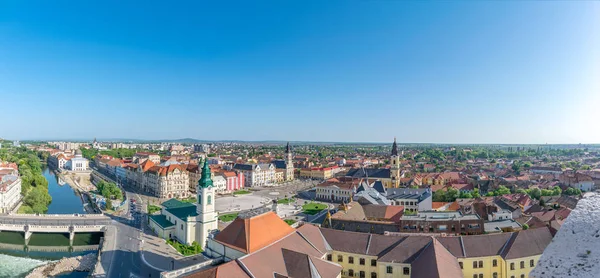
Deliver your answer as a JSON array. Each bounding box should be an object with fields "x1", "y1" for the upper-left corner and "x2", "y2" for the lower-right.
[{"x1": 139, "y1": 215, "x2": 184, "y2": 271}]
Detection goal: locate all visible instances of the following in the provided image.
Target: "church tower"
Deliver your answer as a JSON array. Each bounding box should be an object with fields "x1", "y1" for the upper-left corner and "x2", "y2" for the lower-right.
[
  {"x1": 196, "y1": 160, "x2": 218, "y2": 249},
  {"x1": 390, "y1": 137, "x2": 401, "y2": 188},
  {"x1": 285, "y1": 142, "x2": 294, "y2": 181}
]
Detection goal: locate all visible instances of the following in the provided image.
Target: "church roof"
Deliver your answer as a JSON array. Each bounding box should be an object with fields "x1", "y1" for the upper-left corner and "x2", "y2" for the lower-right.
[
  {"x1": 167, "y1": 206, "x2": 199, "y2": 221},
  {"x1": 391, "y1": 137, "x2": 398, "y2": 156},
  {"x1": 213, "y1": 211, "x2": 295, "y2": 254},
  {"x1": 272, "y1": 160, "x2": 287, "y2": 169},
  {"x1": 149, "y1": 214, "x2": 175, "y2": 229},
  {"x1": 162, "y1": 198, "x2": 195, "y2": 209},
  {"x1": 346, "y1": 168, "x2": 391, "y2": 179}
]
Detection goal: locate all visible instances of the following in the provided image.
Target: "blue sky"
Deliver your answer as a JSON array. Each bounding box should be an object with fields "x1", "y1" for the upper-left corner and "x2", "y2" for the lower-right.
[{"x1": 0, "y1": 1, "x2": 599, "y2": 143}]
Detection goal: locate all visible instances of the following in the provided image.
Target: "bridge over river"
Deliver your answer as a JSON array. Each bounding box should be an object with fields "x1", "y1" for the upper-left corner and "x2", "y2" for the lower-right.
[{"x1": 0, "y1": 213, "x2": 111, "y2": 245}]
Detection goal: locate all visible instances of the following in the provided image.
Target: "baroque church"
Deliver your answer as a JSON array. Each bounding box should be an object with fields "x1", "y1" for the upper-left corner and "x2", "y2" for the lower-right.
[
  {"x1": 148, "y1": 160, "x2": 218, "y2": 249},
  {"x1": 344, "y1": 138, "x2": 402, "y2": 188}
]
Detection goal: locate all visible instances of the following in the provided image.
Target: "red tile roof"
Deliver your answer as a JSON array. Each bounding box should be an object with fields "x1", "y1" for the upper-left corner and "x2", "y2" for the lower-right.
[{"x1": 213, "y1": 211, "x2": 295, "y2": 254}]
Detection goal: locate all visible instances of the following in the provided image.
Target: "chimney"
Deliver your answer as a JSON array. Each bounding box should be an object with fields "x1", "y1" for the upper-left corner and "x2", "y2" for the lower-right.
[{"x1": 272, "y1": 199, "x2": 278, "y2": 213}]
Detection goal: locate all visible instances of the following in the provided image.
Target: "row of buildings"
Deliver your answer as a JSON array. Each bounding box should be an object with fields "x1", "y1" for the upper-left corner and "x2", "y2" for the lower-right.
[{"x1": 0, "y1": 162, "x2": 22, "y2": 214}]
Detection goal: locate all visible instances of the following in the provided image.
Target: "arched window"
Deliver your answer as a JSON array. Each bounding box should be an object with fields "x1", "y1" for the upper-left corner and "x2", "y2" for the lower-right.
[
  {"x1": 198, "y1": 195, "x2": 202, "y2": 205},
  {"x1": 208, "y1": 195, "x2": 212, "y2": 205}
]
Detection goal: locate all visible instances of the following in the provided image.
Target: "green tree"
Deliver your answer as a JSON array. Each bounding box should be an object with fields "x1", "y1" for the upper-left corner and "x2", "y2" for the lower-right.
[
  {"x1": 495, "y1": 186, "x2": 511, "y2": 196},
  {"x1": 528, "y1": 188, "x2": 542, "y2": 200},
  {"x1": 472, "y1": 188, "x2": 480, "y2": 198},
  {"x1": 522, "y1": 223, "x2": 529, "y2": 230},
  {"x1": 445, "y1": 188, "x2": 460, "y2": 202},
  {"x1": 432, "y1": 190, "x2": 446, "y2": 202}
]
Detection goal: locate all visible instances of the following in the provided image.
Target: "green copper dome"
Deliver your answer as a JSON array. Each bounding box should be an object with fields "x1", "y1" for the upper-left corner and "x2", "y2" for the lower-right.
[{"x1": 198, "y1": 160, "x2": 214, "y2": 188}]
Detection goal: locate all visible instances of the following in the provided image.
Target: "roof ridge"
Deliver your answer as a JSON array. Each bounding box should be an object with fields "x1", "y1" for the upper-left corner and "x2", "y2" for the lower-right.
[
  {"x1": 377, "y1": 236, "x2": 408, "y2": 257},
  {"x1": 459, "y1": 236, "x2": 466, "y2": 257},
  {"x1": 236, "y1": 258, "x2": 255, "y2": 278},
  {"x1": 296, "y1": 228, "x2": 324, "y2": 255},
  {"x1": 410, "y1": 237, "x2": 434, "y2": 264},
  {"x1": 365, "y1": 234, "x2": 372, "y2": 254},
  {"x1": 499, "y1": 232, "x2": 518, "y2": 258}
]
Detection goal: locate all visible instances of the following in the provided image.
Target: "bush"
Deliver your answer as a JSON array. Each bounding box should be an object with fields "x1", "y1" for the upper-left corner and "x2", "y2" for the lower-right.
[
  {"x1": 167, "y1": 239, "x2": 203, "y2": 256},
  {"x1": 147, "y1": 204, "x2": 161, "y2": 214},
  {"x1": 522, "y1": 223, "x2": 529, "y2": 230}
]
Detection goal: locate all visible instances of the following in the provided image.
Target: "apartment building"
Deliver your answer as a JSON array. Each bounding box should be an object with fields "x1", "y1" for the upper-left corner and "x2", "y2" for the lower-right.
[
  {"x1": 0, "y1": 165, "x2": 22, "y2": 214},
  {"x1": 232, "y1": 163, "x2": 276, "y2": 187}
]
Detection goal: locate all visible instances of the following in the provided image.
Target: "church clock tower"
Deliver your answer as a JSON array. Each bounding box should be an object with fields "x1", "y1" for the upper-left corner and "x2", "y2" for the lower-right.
[
  {"x1": 390, "y1": 137, "x2": 401, "y2": 188},
  {"x1": 285, "y1": 142, "x2": 294, "y2": 181},
  {"x1": 196, "y1": 160, "x2": 218, "y2": 249}
]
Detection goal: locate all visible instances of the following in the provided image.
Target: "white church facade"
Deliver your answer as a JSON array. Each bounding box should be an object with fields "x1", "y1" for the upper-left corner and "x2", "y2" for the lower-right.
[{"x1": 148, "y1": 160, "x2": 218, "y2": 248}]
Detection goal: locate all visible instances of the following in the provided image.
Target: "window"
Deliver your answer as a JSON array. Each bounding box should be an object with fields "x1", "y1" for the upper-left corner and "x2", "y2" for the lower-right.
[
  {"x1": 386, "y1": 266, "x2": 393, "y2": 274},
  {"x1": 520, "y1": 261, "x2": 525, "y2": 269},
  {"x1": 359, "y1": 258, "x2": 365, "y2": 265},
  {"x1": 459, "y1": 262, "x2": 463, "y2": 269},
  {"x1": 510, "y1": 263, "x2": 515, "y2": 270},
  {"x1": 181, "y1": 224, "x2": 183, "y2": 230},
  {"x1": 479, "y1": 261, "x2": 483, "y2": 268},
  {"x1": 371, "y1": 273, "x2": 377, "y2": 278},
  {"x1": 198, "y1": 196, "x2": 201, "y2": 204},
  {"x1": 479, "y1": 274, "x2": 483, "y2": 278},
  {"x1": 359, "y1": 271, "x2": 365, "y2": 278},
  {"x1": 349, "y1": 269, "x2": 354, "y2": 277},
  {"x1": 337, "y1": 255, "x2": 343, "y2": 262},
  {"x1": 326, "y1": 254, "x2": 332, "y2": 261},
  {"x1": 473, "y1": 275, "x2": 477, "y2": 278},
  {"x1": 493, "y1": 273, "x2": 498, "y2": 278},
  {"x1": 207, "y1": 195, "x2": 212, "y2": 205},
  {"x1": 371, "y1": 259, "x2": 377, "y2": 267},
  {"x1": 403, "y1": 267, "x2": 409, "y2": 275},
  {"x1": 473, "y1": 261, "x2": 478, "y2": 268},
  {"x1": 349, "y1": 256, "x2": 354, "y2": 264},
  {"x1": 493, "y1": 259, "x2": 497, "y2": 267},
  {"x1": 520, "y1": 275, "x2": 525, "y2": 278},
  {"x1": 530, "y1": 259, "x2": 535, "y2": 267}
]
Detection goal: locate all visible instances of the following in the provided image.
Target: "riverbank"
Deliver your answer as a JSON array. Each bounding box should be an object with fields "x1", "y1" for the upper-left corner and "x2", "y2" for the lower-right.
[{"x1": 25, "y1": 253, "x2": 96, "y2": 278}]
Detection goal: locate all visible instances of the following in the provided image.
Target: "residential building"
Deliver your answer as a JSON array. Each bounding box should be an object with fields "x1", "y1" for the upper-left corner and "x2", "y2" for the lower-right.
[
  {"x1": 559, "y1": 172, "x2": 594, "y2": 192},
  {"x1": 387, "y1": 188, "x2": 432, "y2": 212},
  {"x1": 529, "y1": 166, "x2": 562, "y2": 175},
  {"x1": 125, "y1": 160, "x2": 191, "y2": 198},
  {"x1": 399, "y1": 211, "x2": 484, "y2": 234},
  {"x1": 222, "y1": 170, "x2": 244, "y2": 193},
  {"x1": 148, "y1": 161, "x2": 218, "y2": 249},
  {"x1": 232, "y1": 163, "x2": 276, "y2": 187},
  {"x1": 132, "y1": 152, "x2": 160, "y2": 164},
  {"x1": 187, "y1": 163, "x2": 201, "y2": 193},
  {"x1": 0, "y1": 166, "x2": 22, "y2": 213},
  {"x1": 212, "y1": 175, "x2": 227, "y2": 194},
  {"x1": 300, "y1": 166, "x2": 341, "y2": 180}
]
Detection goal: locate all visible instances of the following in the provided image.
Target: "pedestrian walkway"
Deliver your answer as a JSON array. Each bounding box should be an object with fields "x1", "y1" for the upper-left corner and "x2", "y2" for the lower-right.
[{"x1": 139, "y1": 217, "x2": 184, "y2": 271}]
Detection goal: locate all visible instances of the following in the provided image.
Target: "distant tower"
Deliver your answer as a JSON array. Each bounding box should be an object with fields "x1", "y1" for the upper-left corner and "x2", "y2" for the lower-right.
[
  {"x1": 285, "y1": 142, "x2": 294, "y2": 181},
  {"x1": 196, "y1": 160, "x2": 218, "y2": 249},
  {"x1": 390, "y1": 137, "x2": 401, "y2": 188}
]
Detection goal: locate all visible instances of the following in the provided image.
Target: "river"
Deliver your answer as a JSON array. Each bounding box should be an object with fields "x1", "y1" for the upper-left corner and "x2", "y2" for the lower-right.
[{"x1": 0, "y1": 167, "x2": 95, "y2": 278}]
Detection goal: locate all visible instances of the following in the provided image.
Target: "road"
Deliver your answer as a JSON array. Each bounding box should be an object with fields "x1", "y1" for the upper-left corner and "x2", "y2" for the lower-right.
[{"x1": 106, "y1": 191, "x2": 163, "y2": 278}]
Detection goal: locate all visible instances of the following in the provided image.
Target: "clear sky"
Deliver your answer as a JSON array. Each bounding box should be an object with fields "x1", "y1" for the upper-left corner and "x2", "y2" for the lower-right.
[{"x1": 1, "y1": 1, "x2": 599, "y2": 143}]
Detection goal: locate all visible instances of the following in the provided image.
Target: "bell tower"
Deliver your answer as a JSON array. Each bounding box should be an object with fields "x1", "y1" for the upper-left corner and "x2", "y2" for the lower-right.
[
  {"x1": 390, "y1": 137, "x2": 401, "y2": 188},
  {"x1": 285, "y1": 142, "x2": 294, "y2": 181},
  {"x1": 196, "y1": 160, "x2": 217, "y2": 249}
]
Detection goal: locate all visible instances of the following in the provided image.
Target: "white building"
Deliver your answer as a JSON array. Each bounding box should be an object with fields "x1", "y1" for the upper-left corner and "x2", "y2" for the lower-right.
[
  {"x1": 0, "y1": 166, "x2": 22, "y2": 213},
  {"x1": 315, "y1": 179, "x2": 356, "y2": 203},
  {"x1": 212, "y1": 175, "x2": 227, "y2": 194},
  {"x1": 232, "y1": 163, "x2": 276, "y2": 187},
  {"x1": 65, "y1": 149, "x2": 89, "y2": 171}
]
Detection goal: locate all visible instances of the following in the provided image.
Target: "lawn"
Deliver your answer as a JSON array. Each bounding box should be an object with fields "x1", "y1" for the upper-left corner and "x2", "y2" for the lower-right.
[
  {"x1": 147, "y1": 204, "x2": 161, "y2": 214},
  {"x1": 167, "y1": 239, "x2": 203, "y2": 256},
  {"x1": 284, "y1": 219, "x2": 297, "y2": 226},
  {"x1": 302, "y1": 203, "x2": 327, "y2": 215},
  {"x1": 218, "y1": 213, "x2": 238, "y2": 222},
  {"x1": 233, "y1": 189, "x2": 251, "y2": 195},
  {"x1": 277, "y1": 198, "x2": 295, "y2": 204}
]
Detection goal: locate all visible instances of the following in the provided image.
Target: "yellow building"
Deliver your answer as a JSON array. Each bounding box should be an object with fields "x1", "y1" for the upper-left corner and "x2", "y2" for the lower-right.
[
  {"x1": 300, "y1": 166, "x2": 340, "y2": 179},
  {"x1": 321, "y1": 227, "x2": 552, "y2": 278}
]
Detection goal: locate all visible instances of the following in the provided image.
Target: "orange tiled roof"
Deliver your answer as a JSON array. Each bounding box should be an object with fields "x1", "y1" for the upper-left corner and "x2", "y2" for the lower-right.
[
  {"x1": 213, "y1": 211, "x2": 295, "y2": 254},
  {"x1": 431, "y1": 202, "x2": 448, "y2": 210}
]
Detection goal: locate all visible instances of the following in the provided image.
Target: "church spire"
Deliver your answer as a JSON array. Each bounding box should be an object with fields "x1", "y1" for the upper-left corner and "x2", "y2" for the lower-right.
[
  {"x1": 285, "y1": 142, "x2": 291, "y2": 153},
  {"x1": 198, "y1": 160, "x2": 213, "y2": 188},
  {"x1": 391, "y1": 137, "x2": 398, "y2": 156}
]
